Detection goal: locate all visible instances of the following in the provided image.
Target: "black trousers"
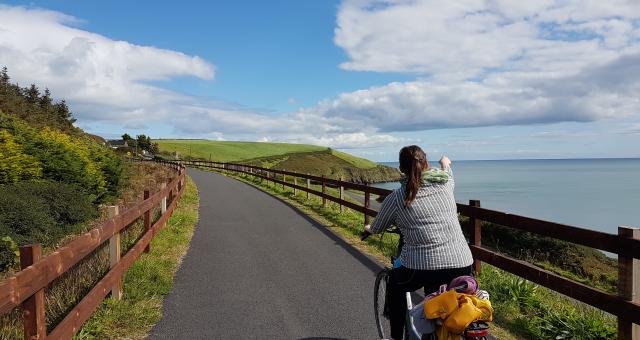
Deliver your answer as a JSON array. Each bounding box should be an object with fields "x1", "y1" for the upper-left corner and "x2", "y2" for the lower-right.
[{"x1": 387, "y1": 265, "x2": 473, "y2": 340}]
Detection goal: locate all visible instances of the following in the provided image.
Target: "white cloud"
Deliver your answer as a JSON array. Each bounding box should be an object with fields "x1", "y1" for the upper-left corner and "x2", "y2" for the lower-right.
[
  {"x1": 324, "y1": 0, "x2": 640, "y2": 131},
  {"x1": 335, "y1": 0, "x2": 640, "y2": 78},
  {"x1": 0, "y1": 5, "x2": 213, "y2": 124},
  {"x1": 310, "y1": 53, "x2": 640, "y2": 131}
]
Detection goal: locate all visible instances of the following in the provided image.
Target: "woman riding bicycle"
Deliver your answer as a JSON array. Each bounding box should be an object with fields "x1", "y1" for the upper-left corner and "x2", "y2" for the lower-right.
[{"x1": 362, "y1": 145, "x2": 474, "y2": 340}]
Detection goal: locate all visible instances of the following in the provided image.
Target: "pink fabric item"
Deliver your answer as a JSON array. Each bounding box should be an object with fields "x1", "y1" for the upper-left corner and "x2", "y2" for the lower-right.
[{"x1": 448, "y1": 275, "x2": 478, "y2": 294}]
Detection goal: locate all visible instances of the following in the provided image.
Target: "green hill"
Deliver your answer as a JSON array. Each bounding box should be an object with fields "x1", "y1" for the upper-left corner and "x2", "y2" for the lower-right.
[
  {"x1": 155, "y1": 139, "x2": 326, "y2": 162},
  {"x1": 155, "y1": 139, "x2": 401, "y2": 183},
  {"x1": 241, "y1": 149, "x2": 401, "y2": 183}
]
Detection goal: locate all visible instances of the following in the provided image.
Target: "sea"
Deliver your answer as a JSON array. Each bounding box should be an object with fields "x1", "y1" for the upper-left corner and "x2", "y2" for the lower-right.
[{"x1": 373, "y1": 158, "x2": 640, "y2": 235}]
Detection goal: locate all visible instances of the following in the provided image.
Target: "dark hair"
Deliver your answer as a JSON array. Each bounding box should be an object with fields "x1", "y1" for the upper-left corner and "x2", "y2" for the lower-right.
[{"x1": 399, "y1": 145, "x2": 428, "y2": 207}]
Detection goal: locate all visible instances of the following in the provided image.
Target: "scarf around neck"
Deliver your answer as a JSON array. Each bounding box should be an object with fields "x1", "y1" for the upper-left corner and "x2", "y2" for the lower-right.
[{"x1": 400, "y1": 168, "x2": 450, "y2": 188}]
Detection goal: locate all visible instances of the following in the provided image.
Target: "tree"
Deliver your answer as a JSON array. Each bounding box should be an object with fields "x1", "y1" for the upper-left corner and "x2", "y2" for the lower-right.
[
  {"x1": 39, "y1": 88, "x2": 52, "y2": 109},
  {"x1": 0, "y1": 68, "x2": 76, "y2": 132},
  {"x1": 25, "y1": 84, "x2": 40, "y2": 104},
  {"x1": 136, "y1": 134, "x2": 151, "y2": 151},
  {"x1": 53, "y1": 100, "x2": 75, "y2": 126},
  {"x1": 122, "y1": 133, "x2": 137, "y2": 148},
  {"x1": 0, "y1": 67, "x2": 9, "y2": 86}
]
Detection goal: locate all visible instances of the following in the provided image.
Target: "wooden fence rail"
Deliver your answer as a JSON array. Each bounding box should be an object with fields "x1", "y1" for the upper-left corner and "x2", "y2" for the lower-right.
[
  {"x1": 0, "y1": 159, "x2": 186, "y2": 340},
  {"x1": 186, "y1": 159, "x2": 640, "y2": 339}
]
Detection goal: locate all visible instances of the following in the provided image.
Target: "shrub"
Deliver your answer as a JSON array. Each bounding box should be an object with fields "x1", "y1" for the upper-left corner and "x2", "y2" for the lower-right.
[
  {"x1": 461, "y1": 217, "x2": 618, "y2": 292},
  {"x1": 506, "y1": 277, "x2": 540, "y2": 309},
  {"x1": 36, "y1": 128, "x2": 107, "y2": 201},
  {"x1": 0, "y1": 114, "x2": 124, "y2": 203},
  {"x1": 0, "y1": 129, "x2": 42, "y2": 183},
  {"x1": 0, "y1": 181, "x2": 97, "y2": 246},
  {"x1": 88, "y1": 141, "x2": 124, "y2": 200},
  {"x1": 0, "y1": 236, "x2": 19, "y2": 272}
]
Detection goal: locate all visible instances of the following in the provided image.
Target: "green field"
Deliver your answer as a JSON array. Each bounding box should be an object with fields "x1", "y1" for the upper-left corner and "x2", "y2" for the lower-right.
[
  {"x1": 155, "y1": 140, "x2": 326, "y2": 162},
  {"x1": 155, "y1": 139, "x2": 401, "y2": 183}
]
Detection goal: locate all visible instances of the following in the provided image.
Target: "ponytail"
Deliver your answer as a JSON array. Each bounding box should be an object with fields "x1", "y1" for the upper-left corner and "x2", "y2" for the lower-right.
[{"x1": 399, "y1": 146, "x2": 427, "y2": 208}]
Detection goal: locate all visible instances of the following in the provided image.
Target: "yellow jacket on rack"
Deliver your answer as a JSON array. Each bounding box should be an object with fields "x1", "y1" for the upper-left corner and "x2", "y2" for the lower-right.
[{"x1": 424, "y1": 289, "x2": 493, "y2": 335}]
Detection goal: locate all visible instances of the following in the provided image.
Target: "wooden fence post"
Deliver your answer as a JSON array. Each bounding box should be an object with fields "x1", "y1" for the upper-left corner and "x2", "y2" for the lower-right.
[
  {"x1": 339, "y1": 176, "x2": 344, "y2": 213},
  {"x1": 618, "y1": 226, "x2": 640, "y2": 340},
  {"x1": 364, "y1": 183, "x2": 370, "y2": 226},
  {"x1": 469, "y1": 200, "x2": 482, "y2": 275},
  {"x1": 144, "y1": 190, "x2": 151, "y2": 253},
  {"x1": 306, "y1": 176, "x2": 311, "y2": 200},
  {"x1": 293, "y1": 177, "x2": 298, "y2": 196},
  {"x1": 283, "y1": 173, "x2": 286, "y2": 191},
  {"x1": 108, "y1": 206, "x2": 123, "y2": 300},
  {"x1": 160, "y1": 183, "x2": 167, "y2": 214},
  {"x1": 322, "y1": 175, "x2": 326, "y2": 207},
  {"x1": 19, "y1": 244, "x2": 46, "y2": 339}
]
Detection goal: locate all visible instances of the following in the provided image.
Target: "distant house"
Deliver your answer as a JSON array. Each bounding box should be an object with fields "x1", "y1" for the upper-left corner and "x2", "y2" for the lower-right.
[{"x1": 108, "y1": 139, "x2": 128, "y2": 149}]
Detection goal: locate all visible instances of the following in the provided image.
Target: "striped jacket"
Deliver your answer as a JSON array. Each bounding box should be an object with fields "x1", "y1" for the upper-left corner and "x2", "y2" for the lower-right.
[{"x1": 370, "y1": 165, "x2": 474, "y2": 270}]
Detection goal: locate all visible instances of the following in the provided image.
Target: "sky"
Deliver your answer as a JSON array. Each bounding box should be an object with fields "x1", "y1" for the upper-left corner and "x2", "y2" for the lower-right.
[{"x1": 0, "y1": 0, "x2": 639, "y2": 161}]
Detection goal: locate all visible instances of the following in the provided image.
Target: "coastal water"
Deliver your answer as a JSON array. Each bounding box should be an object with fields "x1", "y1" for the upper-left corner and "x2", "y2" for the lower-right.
[{"x1": 373, "y1": 159, "x2": 640, "y2": 235}]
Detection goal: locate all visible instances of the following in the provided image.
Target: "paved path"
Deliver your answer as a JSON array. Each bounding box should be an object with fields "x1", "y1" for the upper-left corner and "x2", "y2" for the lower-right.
[{"x1": 150, "y1": 169, "x2": 382, "y2": 339}]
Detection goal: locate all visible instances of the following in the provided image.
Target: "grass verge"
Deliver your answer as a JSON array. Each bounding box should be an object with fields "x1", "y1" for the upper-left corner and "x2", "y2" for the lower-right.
[
  {"x1": 202, "y1": 167, "x2": 617, "y2": 340},
  {"x1": 74, "y1": 176, "x2": 199, "y2": 339}
]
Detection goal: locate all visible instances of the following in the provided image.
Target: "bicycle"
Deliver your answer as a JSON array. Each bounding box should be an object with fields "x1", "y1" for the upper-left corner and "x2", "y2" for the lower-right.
[{"x1": 363, "y1": 227, "x2": 490, "y2": 340}]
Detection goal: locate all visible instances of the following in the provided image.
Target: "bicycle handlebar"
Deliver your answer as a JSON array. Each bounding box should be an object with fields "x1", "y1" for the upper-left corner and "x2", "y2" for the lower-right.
[{"x1": 360, "y1": 226, "x2": 401, "y2": 241}]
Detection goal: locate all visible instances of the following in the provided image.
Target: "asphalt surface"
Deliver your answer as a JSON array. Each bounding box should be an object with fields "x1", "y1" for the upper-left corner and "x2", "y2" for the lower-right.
[{"x1": 150, "y1": 169, "x2": 382, "y2": 339}]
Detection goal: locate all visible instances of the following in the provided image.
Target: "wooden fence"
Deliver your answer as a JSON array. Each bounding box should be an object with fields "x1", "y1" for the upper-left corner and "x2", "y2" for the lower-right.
[
  {"x1": 0, "y1": 160, "x2": 186, "y2": 339},
  {"x1": 185, "y1": 159, "x2": 640, "y2": 340}
]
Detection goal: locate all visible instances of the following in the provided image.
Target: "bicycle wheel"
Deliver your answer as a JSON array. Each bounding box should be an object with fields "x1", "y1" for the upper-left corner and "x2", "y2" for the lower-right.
[{"x1": 374, "y1": 269, "x2": 392, "y2": 339}]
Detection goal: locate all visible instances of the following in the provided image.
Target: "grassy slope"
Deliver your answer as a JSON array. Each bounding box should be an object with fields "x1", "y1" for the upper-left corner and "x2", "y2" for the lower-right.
[
  {"x1": 242, "y1": 149, "x2": 401, "y2": 183},
  {"x1": 330, "y1": 149, "x2": 378, "y2": 169},
  {"x1": 156, "y1": 139, "x2": 402, "y2": 183},
  {"x1": 76, "y1": 176, "x2": 199, "y2": 339},
  {"x1": 155, "y1": 139, "x2": 325, "y2": 162}
]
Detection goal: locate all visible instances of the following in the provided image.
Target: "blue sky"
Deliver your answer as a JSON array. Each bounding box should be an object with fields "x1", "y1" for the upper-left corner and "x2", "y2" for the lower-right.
[{"x1": 1, "y1": 1, "x2": 639, "y2": 161}]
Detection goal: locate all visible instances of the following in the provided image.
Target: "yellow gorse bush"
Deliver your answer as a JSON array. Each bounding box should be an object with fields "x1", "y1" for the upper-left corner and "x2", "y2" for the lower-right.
[
  {"x1": 0, "y1": 114, "x2": 123, "y2": 202},
  {"x1": 0, "y1": 129, "x2": 42, "y2": 183},
  {"x1": 38, "y1": 127, "x2": 108, "y2": 198}
]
